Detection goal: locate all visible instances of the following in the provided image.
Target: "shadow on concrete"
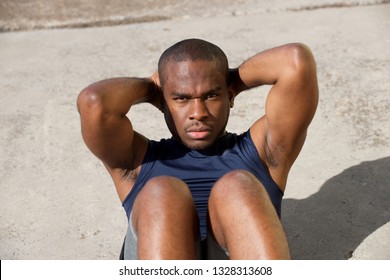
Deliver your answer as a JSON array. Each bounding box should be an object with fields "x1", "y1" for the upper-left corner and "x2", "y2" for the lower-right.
[{"x1": 282, "y1": 157, "x2": 390, "y2": 259}]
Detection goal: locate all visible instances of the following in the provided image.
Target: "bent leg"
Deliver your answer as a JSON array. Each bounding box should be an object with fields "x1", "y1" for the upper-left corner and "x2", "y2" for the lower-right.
[
  {"x1": 131, "y1": 176, "x2": 199, "y2": 259},
  {"x1": 208, "y1": 170, "x2": 290, "y2": 259}
]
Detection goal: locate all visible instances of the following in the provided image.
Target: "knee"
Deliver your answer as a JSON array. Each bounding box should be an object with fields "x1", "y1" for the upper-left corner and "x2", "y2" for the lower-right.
[
  {"x1": 132, "y1": 176, "x2": 199, "y2": 243},
  {"x1": 212, "y1": 170, "x2": 264, "y2": 193},
  {"x1": 210, "y1": 170, "x2": 267, "y2": 206},
  {"x1": 137, "y1": 176, "x2": 193, "y2": 205},
  {"x1": 133, "y1": 176, "x2": 195, "y2": 223}
]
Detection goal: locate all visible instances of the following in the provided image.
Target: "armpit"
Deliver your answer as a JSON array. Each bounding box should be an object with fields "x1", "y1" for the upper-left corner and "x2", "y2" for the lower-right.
[
  {"x1": 120, "y1": 168, "x2": 138, "y2": 182},
  {"x1": 263, "y1": 138, "x2": 285, "y2": 169}
]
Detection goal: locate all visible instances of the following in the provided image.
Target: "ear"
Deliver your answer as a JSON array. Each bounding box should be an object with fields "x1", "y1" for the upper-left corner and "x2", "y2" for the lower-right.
[{"x1": 228, "y1": 85, "x2": 235, "y2": 108}]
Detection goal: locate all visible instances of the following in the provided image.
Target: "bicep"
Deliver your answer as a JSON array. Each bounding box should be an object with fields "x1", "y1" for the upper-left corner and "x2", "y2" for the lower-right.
[
  {"x1": 267, "y1": 59, "x2": 318, "y2": 140},
  {"x1": 78, "y1": 89, "x2": 146, "y2": 170}
]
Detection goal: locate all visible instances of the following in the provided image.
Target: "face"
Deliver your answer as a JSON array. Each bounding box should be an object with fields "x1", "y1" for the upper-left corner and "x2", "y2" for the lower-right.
[{"x1": 161, "y1": 60, "x2": 233, "y2": 150}]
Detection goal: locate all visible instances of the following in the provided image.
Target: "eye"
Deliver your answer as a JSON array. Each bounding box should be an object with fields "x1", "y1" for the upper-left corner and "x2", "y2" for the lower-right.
[
  {"x1": 173, "y1": 95, "x2": 189, "y2": 103},
  {"x1": 205, "y1": 93, "x2": 219, "y2": 100}
]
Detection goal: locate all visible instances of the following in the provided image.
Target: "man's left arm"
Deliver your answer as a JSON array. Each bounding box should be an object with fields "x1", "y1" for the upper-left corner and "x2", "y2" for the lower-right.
[{"x1": 230, "y1": 43, "x2": 319, "y2": 189}]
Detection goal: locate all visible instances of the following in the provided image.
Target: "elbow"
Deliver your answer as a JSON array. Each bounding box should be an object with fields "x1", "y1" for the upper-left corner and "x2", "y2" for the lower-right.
[
  {"x1": 287, "y1": 43, "x2": 317, "y2": 72},
  {"x1": 77, "y1": 86, "x2": 118, "y2": 130},
  {"x1": 77, "y1": 86, "x2": 104, "y2": 115},
  {"x1": 285, "y1": 43, "x2": 318, "y2": 92},
  {"x1": 290, "y1": 43, "x2": 319, "y2": 103}
]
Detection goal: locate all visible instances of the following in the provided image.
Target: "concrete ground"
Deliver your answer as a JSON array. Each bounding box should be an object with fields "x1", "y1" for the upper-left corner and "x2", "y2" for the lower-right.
[{"x1": 0, "y1": 0, "x2": 389, "y2": 259}]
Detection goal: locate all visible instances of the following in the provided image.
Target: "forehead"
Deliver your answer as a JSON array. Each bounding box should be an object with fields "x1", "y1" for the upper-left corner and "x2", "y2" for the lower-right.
[{"x1": 162, "y1": 60, "x2": 226, "y2": 91}]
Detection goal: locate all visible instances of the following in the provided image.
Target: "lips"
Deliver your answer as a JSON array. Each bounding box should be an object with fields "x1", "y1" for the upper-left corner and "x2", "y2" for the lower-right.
[{"x1": 185, "y1": 126, "x2": 212, "y2": 140}]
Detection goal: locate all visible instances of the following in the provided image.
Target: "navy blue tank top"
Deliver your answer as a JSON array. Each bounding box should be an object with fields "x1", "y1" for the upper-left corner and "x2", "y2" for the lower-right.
[{"x1": 122, "y1": 130, "x2": 283, "y2": 239}]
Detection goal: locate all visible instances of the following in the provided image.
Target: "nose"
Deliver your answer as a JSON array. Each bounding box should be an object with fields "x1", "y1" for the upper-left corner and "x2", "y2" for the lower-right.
[{"x1": 188, "y1": 98, "x2": 209, "y2": 121}]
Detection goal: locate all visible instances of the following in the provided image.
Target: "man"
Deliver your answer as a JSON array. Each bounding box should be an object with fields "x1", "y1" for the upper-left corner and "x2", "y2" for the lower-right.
[{"x1": 77, "y1": 38, "x2": 318, "y2": 260}]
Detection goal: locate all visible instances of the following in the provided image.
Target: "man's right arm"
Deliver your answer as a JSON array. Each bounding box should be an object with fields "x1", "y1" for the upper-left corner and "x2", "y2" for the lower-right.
[{"x1": 77, "y1": 77, "x2": 160, "y2": 172}]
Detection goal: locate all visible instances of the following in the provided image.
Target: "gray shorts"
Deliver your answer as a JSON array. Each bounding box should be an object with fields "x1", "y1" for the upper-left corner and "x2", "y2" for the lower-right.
[{"x1": 121, "y1": 211, "x2": 229, "y2": 260}]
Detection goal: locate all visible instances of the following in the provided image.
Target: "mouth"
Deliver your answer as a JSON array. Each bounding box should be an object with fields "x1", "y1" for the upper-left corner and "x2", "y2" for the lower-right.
[{"x1": 185, "y1": 126, "x2": 212, "y2": 140}]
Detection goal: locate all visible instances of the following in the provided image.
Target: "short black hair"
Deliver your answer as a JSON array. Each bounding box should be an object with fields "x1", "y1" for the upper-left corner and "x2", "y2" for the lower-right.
[{"x1": 158, "y1": 38, "x2": 229, "y2": 87}]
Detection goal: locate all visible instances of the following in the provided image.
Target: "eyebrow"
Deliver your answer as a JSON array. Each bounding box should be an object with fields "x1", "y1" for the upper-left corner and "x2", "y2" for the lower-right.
[
  {"x1": 170, "y1": 87, "x2": 223, "y2": 98},
  {"x1": 170, "y1": 92, "x2": 191, "y2": 98}
]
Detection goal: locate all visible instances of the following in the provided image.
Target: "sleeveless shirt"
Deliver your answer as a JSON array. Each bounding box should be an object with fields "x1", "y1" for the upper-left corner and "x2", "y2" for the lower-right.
[{"x1": 122, "y1": 130, "x2": 283, "y2": 239}]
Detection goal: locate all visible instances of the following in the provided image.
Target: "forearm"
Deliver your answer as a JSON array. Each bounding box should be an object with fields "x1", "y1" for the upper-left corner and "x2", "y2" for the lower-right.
[
  {"x1": 232, "y1": 43, "x2": 312, "y2": 93},
  {"x1": 77, "y1": 77, "x2": 159, "y2": 117}
]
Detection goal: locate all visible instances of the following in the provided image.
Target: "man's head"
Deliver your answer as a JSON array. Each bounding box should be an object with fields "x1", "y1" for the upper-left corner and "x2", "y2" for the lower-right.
[
  {"x1": 158, "y1": 39, "x2": 234, "y2": 150},
  {"x1": 158, "y1": 38, "x2": 229, "y2": 89}
]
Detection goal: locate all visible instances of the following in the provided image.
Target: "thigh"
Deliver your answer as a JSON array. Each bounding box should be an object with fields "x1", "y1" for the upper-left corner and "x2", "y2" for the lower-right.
[
  {"x1": 123, "y1": 210, "x2": 203, "y2": 260},
  {"x1": 131, "y1": 175, "x2": 197, "y2": 230},
  {"x1": 207, "y1": 170, "x2": 290, "y2": 259},
  {"x1": 130, "y1": 176, "x2": 200, "y2": 259}
]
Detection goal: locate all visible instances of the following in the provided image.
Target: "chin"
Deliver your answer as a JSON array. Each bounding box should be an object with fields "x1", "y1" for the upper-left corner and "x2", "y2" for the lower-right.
[
  {"x1": 182, "y1": 139, "x2": 213, "y2": 150},
  {"x1": 188, "y1": 144, "x2": 211, "y2": 151},
  {"x1": 179, "y1": 131, "x2": 227, "y2": 150}
]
